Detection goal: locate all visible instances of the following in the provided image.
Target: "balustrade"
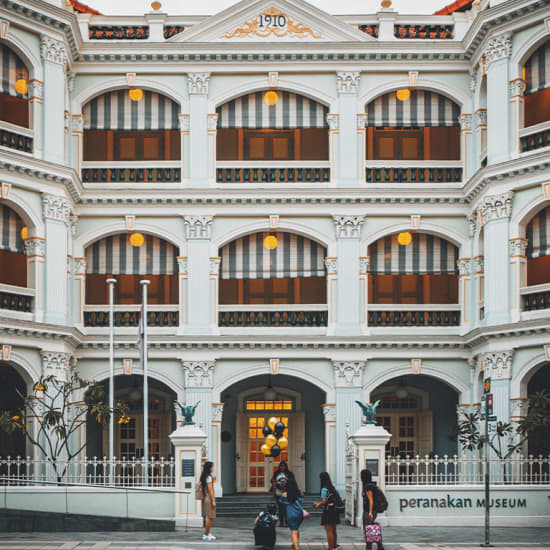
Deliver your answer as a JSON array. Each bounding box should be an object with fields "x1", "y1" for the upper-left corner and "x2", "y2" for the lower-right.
[
  {"x1": 394, "y1": 24, "x2": 454, "y2": 39},
  {"x1": 81, "y1": 164, "x2": 181, "y2": 184},
  {"x1": 0, "y1": 123, "x2": 33, "y2": 154},
  {"x1": 163, "y1": 25, "x2": 186, "y2": 38},
  {"x1": 368, "y1": 306, "x2": 460, "y2": 327},
  {"x1": 521, "y1": 284, "x2": 550, "y2": 312},
  {"x1": 358, "y1": 25, "x2": 379, "y2": 37},
  {"x1": 84, "y1": 306, "x2": 178, "y2": 327},
  {"x1": 365, "y1": 164, "x2": 462, "y2": 184},
  {"x1": 216, "y1": 165, "x2": 330, "y2": 183},
  {"x1": 219, "y1": 305, "x2": 328, "y2": 327},
  {"x1": 520, "y1": 122, "x2": 550, "y2": 153},
  {"x1": 89, "y1": 26, "x2": 150, "y2": 39},
  {"x1": 0, "y1": 284, "x2": 34, "y2": 314}
]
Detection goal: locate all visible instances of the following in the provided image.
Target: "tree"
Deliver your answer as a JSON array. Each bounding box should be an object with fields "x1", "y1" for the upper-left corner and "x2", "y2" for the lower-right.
[
  {"x1": 458, "y1": 390, "x2": 550, "y2": 459},
  {"x1": 0, "y1": 372, "x2": 129, "y2": 482}
]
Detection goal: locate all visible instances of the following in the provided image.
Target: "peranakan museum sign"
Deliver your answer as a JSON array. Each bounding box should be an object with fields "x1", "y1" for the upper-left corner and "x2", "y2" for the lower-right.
[{"x1": 383, "y1": 487, "x2": 549, "y2": 527}]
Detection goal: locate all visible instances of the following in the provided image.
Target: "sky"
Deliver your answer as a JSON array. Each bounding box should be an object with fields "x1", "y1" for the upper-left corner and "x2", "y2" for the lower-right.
[{"x1": 86, "y1": 0, "x2": 449, "y2": 16}]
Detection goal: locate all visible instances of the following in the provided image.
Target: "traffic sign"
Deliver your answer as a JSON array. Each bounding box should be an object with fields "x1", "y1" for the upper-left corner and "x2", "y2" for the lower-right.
[{"x1": 483, "y1": 377, "x2": 491, "y2": 395}]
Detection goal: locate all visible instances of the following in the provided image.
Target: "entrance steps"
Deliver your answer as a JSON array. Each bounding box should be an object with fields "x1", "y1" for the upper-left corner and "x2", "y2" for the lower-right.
[{"x1": 216, "y1": 493, "x2": 321, "y2": 518}]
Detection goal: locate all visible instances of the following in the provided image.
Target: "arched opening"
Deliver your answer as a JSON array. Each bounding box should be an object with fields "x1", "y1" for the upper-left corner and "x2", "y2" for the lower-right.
[
  {"x1": 526, "y1": 363, "x2": 550, "y2": 457},
  {"x1": 83, "y1": 232, "x2": 179, "y2": 327},
  {"x1": 522, "y1": 205, "x2": 550, "y2": 312},
  {"x1": 220, "y1": 373, "x2": 326, "y2": 494},
  {"x1": 216, "y1": 91, "x2": 329, "y2": 183},
  {"x1": 523, "y1": 40, "x2": 550, "y2": 128},
  {"x1": 365, "y1": 89, "x2": 461, "y2": 184},
  {"x1": 0, "y1": 362, "x2": 27, "y2": 457},
  {"x1": 218, "y1": 231, "x2": 328, "y2": 327},
  {"x1": 367, "y1": 232, "x2": 460, "y2": 326},
  {"x1": 371, "y1": 374, "x2": 459, "y2": 458},
  {"x1": 81, "y1": 89, "x2": 181, "y2": 183},
  {"x1": 86, "y1": 374, "x2": 177, "y2": 461},
  {"x1": 0, "y1": 44, "x2": 30, "y2": 129}
]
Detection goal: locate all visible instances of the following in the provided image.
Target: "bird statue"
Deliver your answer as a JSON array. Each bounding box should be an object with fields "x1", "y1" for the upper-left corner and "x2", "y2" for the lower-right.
[
  {"x1": 355, "y1": 400, "x2": 380, "y2": 425},
  {"x1": 175, "y1": 401, "x2": 200, "y2": 425}
]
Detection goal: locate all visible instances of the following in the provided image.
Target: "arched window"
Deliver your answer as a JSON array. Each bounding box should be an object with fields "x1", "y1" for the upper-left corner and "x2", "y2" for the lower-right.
[
  {"x1": 523, "y1": 40, "x2": 550, "y2": 128},
  {"x1": 84, "y1": 233, "x2": 178, "y2": 305},
  {"x1": 365, "y1": 90, "x2": 460, "y2": 163},
  {"x1": 216, "y1": 91, "x2": 329, "y2": 161},
  {"x1": 526, "y1": 205, "x2": 550, "y2": 286},
  {"x1": 0, "y1": 204, "x2": 27, "y2": 288},
  {"x1": 0, "y1": 44, "x2": 30, "y2": 128}
]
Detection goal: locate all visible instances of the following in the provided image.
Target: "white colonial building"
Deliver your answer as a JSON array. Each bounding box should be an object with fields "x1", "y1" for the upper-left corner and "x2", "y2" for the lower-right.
[{"x1": 0, "y1": 0, "x2": 549, "y2": 526}]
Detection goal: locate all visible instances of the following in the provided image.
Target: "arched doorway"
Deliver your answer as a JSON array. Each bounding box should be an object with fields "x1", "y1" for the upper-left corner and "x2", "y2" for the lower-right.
[
  {"x1": 527, "y1": 363, "x2": 550, "y2": 457},
  {"x1": 371, "y1": 374, "x2": 459, "y2": 458},
  {"x1": 86, "y1": 375, "x2": 177, "y2": 460},
  {"x1": 0, "y1": 362, "x2": 27, "y2": 457},
  {"x1": 220, "y1": 374, "x2": 326, "y2": 494}
]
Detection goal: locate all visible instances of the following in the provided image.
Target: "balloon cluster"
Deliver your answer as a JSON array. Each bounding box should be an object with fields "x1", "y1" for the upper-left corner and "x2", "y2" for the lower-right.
[{"x1": 260, "y1": 417, "x2": 288, "y2": 458}]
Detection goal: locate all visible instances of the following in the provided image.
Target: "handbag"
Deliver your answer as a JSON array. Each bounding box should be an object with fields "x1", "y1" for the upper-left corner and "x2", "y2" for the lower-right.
[
  {"x1": 364, "y1": 522, "x2": 382, "y2": 543},
  {"x1": 302, "y1": 509, "x2": 311, "y2": 519}
]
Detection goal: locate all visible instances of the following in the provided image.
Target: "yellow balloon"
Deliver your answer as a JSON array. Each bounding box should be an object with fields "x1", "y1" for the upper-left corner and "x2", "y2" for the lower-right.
[
  {"x1": 265, "y1": 434, "x2": 277, "y2": 448},
  {"x1": 261, "y1": 443, "x2": 272, "y2": 456},
  {"x1": 268, "y1": 417, "x2": 278, "y2": 431},
  {"x1": 277, "y1": 436, "x2": 288, "y2": 450}
]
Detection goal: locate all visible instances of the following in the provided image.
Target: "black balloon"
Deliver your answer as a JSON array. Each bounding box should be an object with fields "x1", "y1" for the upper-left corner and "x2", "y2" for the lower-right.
[
  {"x1": 270, "y1": 445, "x2": 281, "y2": 458},
  {"x1": 274, "y1": 422, "x2": 285, "y2": 435},
  {"x1": 262, "y1": 426, "x2": 272, "y2": 436}
]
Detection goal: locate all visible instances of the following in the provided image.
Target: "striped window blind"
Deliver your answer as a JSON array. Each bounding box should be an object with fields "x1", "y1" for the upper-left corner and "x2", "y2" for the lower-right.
[
  {"x1": 526, "y1": 205, "x2": 550, "y2": 259},
  {"x1": 220, "y1": 232, "x2": 326, "y2": 279},
  {"x1": 524, "y1": 40, "x2": 550, "y2": 95},
  {"x1": 0, "y1": 205, "x2": 25, "y2": 254},
  {"x1": 369, "y1": 233, "x2": 459, "y2": 275},
  {"x1": 1, "y1": 44, "x2": 29, "y2": 99}
]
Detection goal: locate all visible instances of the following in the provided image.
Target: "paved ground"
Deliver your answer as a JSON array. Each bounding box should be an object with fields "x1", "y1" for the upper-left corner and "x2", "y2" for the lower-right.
[{"x1": 0, "y1": 520, "x2": 549, "y2": 550}]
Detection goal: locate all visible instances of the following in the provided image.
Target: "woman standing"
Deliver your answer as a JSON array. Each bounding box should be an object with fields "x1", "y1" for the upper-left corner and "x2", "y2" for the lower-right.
[
  {"x1": 279, "y1": 472, "x2": 304, "y2": 550},
  {"x1": 200, "y1": 461, "x2": 217, "y2": 541},
  {"x1": 271, "y1": 461, "x2": 289, "y2": 527},
  {"x1": 361, "y1": 469, "x2": 385, "y2": 550},
  {"x1": 314, "y1": 472, "x2": 341, "y2": 550}
]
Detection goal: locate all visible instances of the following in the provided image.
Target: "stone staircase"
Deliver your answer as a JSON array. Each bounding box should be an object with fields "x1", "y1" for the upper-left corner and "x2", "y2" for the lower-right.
[{"x1": 215, "y1": 493, "x2": 321, "y2": 519}]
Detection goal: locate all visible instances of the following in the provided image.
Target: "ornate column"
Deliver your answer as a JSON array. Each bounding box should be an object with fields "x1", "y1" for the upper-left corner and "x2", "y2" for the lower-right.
[
  {"x1": 509, "y1": 77, "x2": 525, "y2": 158},
  {"x1": 356, "y1": 113, "x2": 367, "y2": 184},
  {"x1": 327, "y1": 114, "x2": 339, "y2": 187},
  {"x1": 178, "y1": 114, "x2": 190, "y2": 181},
  {"x1": 359, "y1": 256, "x2": 369, "y2": 332},
  {"x1": 183, "y1": 216, "x2": 213, "y2": 334},
  {"x1": 211, "y1": 402, "x2": 224, "y2": 496},
  {"x1": 207, "y1": 113, "x2": 218, "y2": 183},
  {"x1": 24, "y1": 237, "x2": 46, "y2": 323},
  {"x1": 70, "y1": 115, "x2": 84, "y2": 174},
  {"x1": 333, "y1": 360, "x2": 365, "y2": 492},
  {"x1": 73, "y1": 257, "x2": 87, "y2": 326},
  {"x1": 336, "y1": 72, "x2": 361, "y2": 187},
  {"x1": 177, "y1": 257, "x2": 188, "y2": 332},
  {"x1": 332, "y1": 216, "x2": 364, "y2": 335},
  {"x1": 509, "y1": 397, "x2": 529, "y2": 451},
  {"x1": 473, "y1": 254, "x2": 484, "y2": 322},
  {"x1": 480, "y1": 191, "x2": 513, "y2": 325},
  {"x1": 322, "y1": 403, "x2": 336, "y2": 479},
  {"x1": 42, "y1": 194, "x2": 73, "y2": 325},
  {"x1": 509, "y1": 238, "x2": 528, "y2": 322},
  {"x1": 40, "y1": 36, "x2": 68, "y2": 165},
  {"x1": 479, "y1": 351, "x2": 514, "y2": 426},
  {"x1": 459, "y1": 114, "x2": 473, "y2": 179},
  {"x1": 484, "y1": 33, "x2": 512, "y2": 165},
  {"x1": 324, "y1": 257, "x2": 337, "y2": 335},
  {"x1": 209, "y1": 257, "x2": 221, "y2": 332},
  {"x1": 456, "y1": 257, "x2": 473, "y2": 327},
  {"x1": 475, "y1": 108, "x2": 488, "y2": 165},
  {"x1": 187, "y1": 73, "x2": 211, "y2": 187},
  {"x1": 28, "y1": 78, "x2": 43, "y2": 159}
]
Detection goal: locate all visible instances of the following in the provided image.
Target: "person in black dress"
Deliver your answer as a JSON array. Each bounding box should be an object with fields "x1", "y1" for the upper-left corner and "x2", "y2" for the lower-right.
[
  {"x1": 314, "y1": 471, "x2": 341, "y2": 550},
  {"x1": 361, "y1": 469, "x2": 385, "y2": 550}
]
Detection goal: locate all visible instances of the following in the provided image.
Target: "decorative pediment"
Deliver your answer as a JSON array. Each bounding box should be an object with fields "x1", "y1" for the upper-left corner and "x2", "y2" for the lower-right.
[{"x1": 169, "y1": 0, "x2": 373, "y2": 43}]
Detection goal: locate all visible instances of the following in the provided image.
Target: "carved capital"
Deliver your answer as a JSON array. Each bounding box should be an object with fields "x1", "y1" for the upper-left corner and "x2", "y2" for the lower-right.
[
  {"x1": 177, "y1": 256, "x2": 188, "y2": 273},
  {"x1": 182, "y1": 360, "x2": 215, "y2": 388},
  {"x1": 509, "y1": 79, "x2": 525, "y2": 97},
  {"x1": 480, "y1": 191, "x2": 513, "y2": 224},
  {"x1": 322, "y1": 403, "x2": 336, "y2": 421},
  {"x1": 324, "y1": 257, "x2": 337, "y2": 275},
  {"x1": 28, "y1": 79, "x2": 43, "y2": 98},
  {"x1": 357, "y1": 113, "x2": 367, "y2": 130},
  {"x1": 476, "y1": 109, "x2": 487, "y2": 126},
  {"x1": 359, "y1": 257, "x2": 369, "y2": 274},
  {"x1": 333, "y1": 360, "x2": 365, "y2": 387},
  {"x1": 207, "y1": 113, "x2": 218, "y2": 131},
  {"x1": 333, "y1": 215, "x2": 364, "y2": 238},
  {"x1": 71, "y1": 115, "x2": 84, "y2": 133},
  {"x1": 468, "y1": 213, "x2": 477, "y2": 237},
  {"x1": 24, "y1": 238, "x2": 45, "y2": 257},
  {"x1": 40, "y1": 36, "x2": 68, "y2": 65},
  {"x1": 510, "y1": 397, "x2": 529, "y2": 418},
  {"x1": 473, "y1": 255, "x2": 484, "y2": 273},
  {"x1": 209, "y1": 257, "x2": 221, "y2": 275},
  {"x1": 326, "y1": 114, "x2": 339, "y2": 130},
  {"x1": 41, "y1": 351, "x2": 73, "y2": 381},
  {"x1": 456, "y1": 258, "x2": 472, "y2": 276},
  {"x1": 479, "y1": 351, "x2": 514, "y2": 380},
  {"x1": 179, "y1": 114, "x2": 190, "y2": 131},
  {"x1": 509, "y1": 238, "x2": 528, "y2": 257},
  {"x1": 188, "y1": 73, "x2": 210, "y2": 95},
  {"x1": 484, "y1": 33, "x2": 512, "y2": 66},
  {"x1": 459, "y1": 114, "x2": 472, "y2": 131},
  {"x1": 336, "y1": 71, "x2": 360, "y2": 94},
  {"x1": 211, "y1": 402, "x2": 224, "y2": 422},
  {"x1": 66, "y1": 72, "x2": 75, "y2": 92},
  {"x1": 42, "y1": 194, "x2": 73, "y2": 224},
  {"x1": 183, "y1": 216, "x2": 212, "y2": 239},
  {"x1": 74, "y1": 257, "x2": 87, "y2": 274}
]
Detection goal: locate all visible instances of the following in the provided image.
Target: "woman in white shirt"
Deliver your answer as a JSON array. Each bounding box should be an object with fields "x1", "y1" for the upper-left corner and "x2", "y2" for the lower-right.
[{"x1": 200, "y1": 461, "x2": 216, "y2": 541}]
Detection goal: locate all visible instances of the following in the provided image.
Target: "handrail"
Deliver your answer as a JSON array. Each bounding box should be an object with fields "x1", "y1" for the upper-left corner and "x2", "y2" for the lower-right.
[
  {"x1": 368, "y1": 303, "x2": 459, "y2": 311},
  {"x1": 365, "y1": 160, "x2": 462, "y2": 168},
  {"x1": 520, "y1": 283, "x2": 550, "y2": 295},
  {"x1": 219, "y1": 303, "x2": 327, "y2": 312},
  {"x1": 81, "y1": 160, "x2": 180, "y2": 168},
  {"x1": 217, "y1": 160, "x2": 330, "y2": 168},
  {"x1": 84, "y1": 304, "x2": 178, "y2": 312},
  {"x1": 0, "y1": 120, "x2": 33, "y2": 137},
  {"x1": 0, "y1": 283, "x2": 35, "y2": 297},
  {"x1": 518, "y1": 120, "x2": 550, "y2": 138}
]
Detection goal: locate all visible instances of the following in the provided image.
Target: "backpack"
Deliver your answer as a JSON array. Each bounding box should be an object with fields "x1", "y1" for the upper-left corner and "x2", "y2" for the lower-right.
[
  {"x1": 363, "y1": 486, "x2": 388, "y2": 514},
  {"x1": 257, "y1": 511, "x2": 275, "y2": 529},
  {"x1": 327, "y1": 489, "x2": 345, "y2": 513},
  {"x1": 195, "y1": 481, "x2": 204, "y2": 500}
]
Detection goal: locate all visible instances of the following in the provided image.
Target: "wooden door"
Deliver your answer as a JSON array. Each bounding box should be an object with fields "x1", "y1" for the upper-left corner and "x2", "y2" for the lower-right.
[
  {"x1": 236, "y1": 413, "x2": 248, "y2": 492},
  {"x1": 290, "y1": 412, "x2": 306, "y2": 490}
]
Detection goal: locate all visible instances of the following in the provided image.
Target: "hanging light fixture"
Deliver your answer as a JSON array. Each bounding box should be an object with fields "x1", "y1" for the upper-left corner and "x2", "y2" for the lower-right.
[
  {"x1": 264, "y1": 375, "x2": 277, "y2": 401},
  {"x1": 14, "y1": 74, "x2": 28, "y2": 96},
  {"x1": 396, "y1": 88, "x2": 411, "y2": 102},
  {"x1": 20, "y1": 226, "x2": 28, "y2": 240},
  {"x1": 264, "y1": 90, "x2": 279, "y2": 106},
  {"x1": 264, "y1": 234, "x2": 278, "y2": 250},
  {"x1": 129, "y1": 232, "x2": 145, "y2": 247},
  {"x1": 397, "y1": 231, "x2": 412, "y2": 246},
  {"x1": 396, "y1": 377, "x2": 408, "y2": 399},
  {"x1": 129, "y1": 88, "x2": 144, "y2": 102}
]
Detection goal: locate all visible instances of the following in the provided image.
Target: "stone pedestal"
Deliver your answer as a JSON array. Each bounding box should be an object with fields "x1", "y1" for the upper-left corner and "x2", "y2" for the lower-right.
[
  {"x1": 350, "y1": 423, "x2": 391, "y2": 527},
  {"x1": 169, "y1": 423, "x2": 207, "y2": 527}
]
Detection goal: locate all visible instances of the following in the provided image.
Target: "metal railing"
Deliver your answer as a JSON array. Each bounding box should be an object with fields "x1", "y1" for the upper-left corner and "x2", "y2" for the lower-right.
[
  {"x1": 83, "y1": 304, "x2": 179, "y2": 327},
  {"x1": 368, "y1": 304, "x2": 460, "y2": 327},
  {"x1": 89, "y1": 26, "x2": 150, "y2": 39},
  {"x1": 385, "y1": 454, "x2": 550, "y2": 486},
  {"x1": 219, "y1": 303, "x2": 328, "y2": 327},
  {"x1": 520, "y1": 283, "x2": 550, "y2": 312},
  {"x1": 0, "y1": 456, "x2": 175, "y2": 487},
  {"x1": 394, "y1": 24, "x2": 454, "y2": 39}
]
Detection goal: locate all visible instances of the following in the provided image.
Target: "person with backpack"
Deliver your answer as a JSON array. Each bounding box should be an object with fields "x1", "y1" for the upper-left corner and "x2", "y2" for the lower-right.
[
  {"x1": 271, "y1": 461, "x2": 290, "y2": 527},
  {"x1": 361, "y1": 469, "x2": 387, "y2": 550},
  {"x1": 314, "y1": 471, "x2": 343, "y2": 550},
  {"x1": 253, "y1": 503, "x2": 278, "y2": 549},
  {"x1": 198, "y1": 461, "x2": 217, "y2": 541},
  {"x1": 279, "y1": 472, "x2": 305, "y2": 550}
]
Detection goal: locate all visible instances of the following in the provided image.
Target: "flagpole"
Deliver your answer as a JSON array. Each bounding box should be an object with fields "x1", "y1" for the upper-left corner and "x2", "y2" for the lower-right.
[
  {"x1": 106, "y1": 278, "x2": 117, "y2": 485},
  {"x1": 140, "y1": 279, "x2": 150, "y2": 487}
]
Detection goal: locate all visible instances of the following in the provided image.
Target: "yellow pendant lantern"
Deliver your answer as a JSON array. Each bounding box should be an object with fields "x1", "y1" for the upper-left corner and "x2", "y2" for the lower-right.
[
  {"x1": 264, "y1": 90, "x2": 279, "y2": 106},
  {"x1": 263, "y1": 235, "x2": 278, "y2": 250},
  {"x1": 129, "y1": 232, "x2": 145, "y2": 247},
  {"x1": 14, "y1": 78, "x2": 28, "y2": 96},
  {"x1": 20, "y1": 226, "x2": 28, "y2": 240},
  {"x1": 129, "y1": 88, "x2": 144, "y2": 102},
  {"x1": 397, "y1": 232, "x2": 412, "y2": 246},
  {"x1": 396, "y1": 88, "x2": 411, "y2": 102}
]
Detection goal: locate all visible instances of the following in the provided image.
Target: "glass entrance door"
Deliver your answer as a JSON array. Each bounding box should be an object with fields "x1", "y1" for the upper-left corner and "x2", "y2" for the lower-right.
[{"x1": 378, "y1": 414, "x2": 416, "y2": 457}]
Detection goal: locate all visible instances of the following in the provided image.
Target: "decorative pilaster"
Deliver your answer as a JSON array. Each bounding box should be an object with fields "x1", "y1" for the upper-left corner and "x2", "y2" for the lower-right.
[
  {"x1": 187, "y1": 73, "x2": 211, "y2": 186},
  {"x1": 41, "y1": 351, "x2": 73, "y2": 382},
  {"x1": 211, "y1": 402, "x2": 224, "y2": 495},
  {"x1": 324, "y1": 257, "x2": 337, "y2": 331},
  {"x1": 187, "y1": 73, "x2": 210, "y2": 95},
  {"x1": 73, "y1": 257, "x2": 87, "y2": 325},
  {"x1": 182, "y1": 361, "x2": 215, "y2": 388},
  {"x1": 177, "y1": 256, "x2": 188, "y2": 331},
  {"x1": 479, "y1": 191, "x2": 513, "y2": 224},
  {"x1": 510, "y1": 238, "x2": 528, "y2": 322},
  {"x1": 457, "y1": 257, "x2": 472, "y2": 325},
  {"x1": 23, "y1": 238, "x2": 45, "y2": 322},
  {"x1": 479, "y1": 351, "x2": 514, "y2": 428},
  {"x1": 332, "y1": 216, "x2": 364, "y2": 238},
  {"x1": 459, "y1": 114, "x2": 473, "y2": 178},
  {"x1": 336, "y1": 72, "x2": 360, "y2": 94},
  {"x1": 183, "y1": 216, "x2": 212, "y2": 239},
  {"x1": 179, "y1": 114, "x2": 190, "y2": 180},
  {"x1": 333, "y1": 361, "x2": 365, "y2": 387},
  {"x1": 40, "y1": 36, "x2": 68, "y2": 66},
  {"x1": 42, "y1": 194, "x2": 73, "y2": 224},
  {"x1": 209, "y1": 257, "x2": 221, "y2": 329},
  {"x1": 322, "y1": 403, "x2": 336, "y2": 479},
  {"x1": 207, "y1": 113, "x2": 218, "y2": 182},
  {"x1": 327, "y1": 114, "x2": 339, "y2": 184},
  {"x1": 509, "y1": 78, "x2": 525, "y2": 157},
  {"x1": 359, "y1": 257, "x2": 369, "y2": 331}
]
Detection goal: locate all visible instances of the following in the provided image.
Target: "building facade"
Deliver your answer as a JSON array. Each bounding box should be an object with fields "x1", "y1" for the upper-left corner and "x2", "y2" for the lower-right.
[{"x1": 0, "y1": 0, "x2": 549, "y2": 505}]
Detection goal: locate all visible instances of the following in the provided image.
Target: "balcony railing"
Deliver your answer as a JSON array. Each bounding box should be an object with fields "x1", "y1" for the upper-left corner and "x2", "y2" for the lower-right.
[
  {"x1": 368, "y1": 304, "x2": 460, "y2": 327},
  {"x1": 89, "y1": 26, "x2": 150, "y2": 39},
  {"x1": 219, "y1": 304, "x2": 328, "y2": 327},
  {"x1": 83, "y1": 305, "x2": 179, "y2": 327},
  {"x1": 394, "y1": 24, "x2": 454, "y2": 39},
  {"x1": 0, "y1": 283, "x2": 34, "y2": 314},
  {"x1": 521, "y1": 283, "x2": 550, "y2": 312},
  {"x1": 164, "y1": 25, "x2": 185, "y2": 38},
  {"x1": 519, "y1": 121, "x2": 550, "y2": 154},
  {"x1": 216, "y1": 162, "x2": 330, "y2": 183},
  {"x1": 0, "y1": 121, "x2": 33, "y2": 154},
  {"x1": 365, "y1": 161, "x2": 463, "y2": 184},
  {"x1": 358, "y1": 24, "x2": 379, "y2": 38},
  {"x1": 81, "y1": 162, "x2": 181, "y2": 184}
]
